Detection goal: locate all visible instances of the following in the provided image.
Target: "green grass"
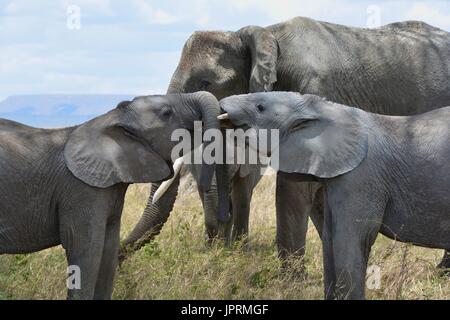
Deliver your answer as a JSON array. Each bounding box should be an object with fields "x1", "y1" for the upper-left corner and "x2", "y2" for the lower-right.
[{"x1": 0, "y1": 176, "x2": 448, "y2": 299}]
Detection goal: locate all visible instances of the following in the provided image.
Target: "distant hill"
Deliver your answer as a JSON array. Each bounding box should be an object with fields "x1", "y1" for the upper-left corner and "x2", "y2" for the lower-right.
[{"x1": 0, "y1": 94, "x2": 135, "y2": 128}]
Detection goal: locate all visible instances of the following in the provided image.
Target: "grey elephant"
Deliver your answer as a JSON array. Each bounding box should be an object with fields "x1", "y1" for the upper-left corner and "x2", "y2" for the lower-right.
[
  {"x1": 124, "y1": 16, "x2": 450, "y2": 268},
  {"x1": 0, "y1": 92, "x2": 221, "y2": 299},
  {"x1": 220, "y1": 92, "x2": 450, "y2": 299}
]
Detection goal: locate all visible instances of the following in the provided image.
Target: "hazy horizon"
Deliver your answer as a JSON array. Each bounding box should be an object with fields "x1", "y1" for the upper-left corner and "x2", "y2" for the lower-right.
[{"x1": 0, "y1": 93, "x2": 134, "y2": 127}]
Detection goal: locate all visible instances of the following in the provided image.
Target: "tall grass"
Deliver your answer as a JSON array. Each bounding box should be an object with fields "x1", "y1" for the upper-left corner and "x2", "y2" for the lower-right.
[{"x1": 0, "y1": 175, "x2": 448, "y2": 299}]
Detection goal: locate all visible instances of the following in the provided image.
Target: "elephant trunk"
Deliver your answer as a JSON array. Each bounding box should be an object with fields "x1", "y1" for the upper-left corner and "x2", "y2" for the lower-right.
[
  {"x1": 201, "y1": 175, "x2": 220, "y2": 240},
  {"x1": 120, "y1": 176, "x2": 180, "y2": 261},
  {"x1": 182, "y1": 91, "x2": 230, "y2": 222},
  {"x1": 215, "y1": 133, "x2": 230, "y2": 223},
  {"x1": 182, "y1": 91, "x2": 219, "y2": 191}
]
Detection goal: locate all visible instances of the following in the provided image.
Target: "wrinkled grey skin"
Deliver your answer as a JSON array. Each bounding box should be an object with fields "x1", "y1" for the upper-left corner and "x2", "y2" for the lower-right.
[
  {"x1": 0, "y1": 92, "x2": 221, "y2": 299},
  {"x1": 221, "y1": 92, "x2": 450, "y2": 299},
  {"x1": 125, "y1": 16, "x2": 450, "y2": 267}
]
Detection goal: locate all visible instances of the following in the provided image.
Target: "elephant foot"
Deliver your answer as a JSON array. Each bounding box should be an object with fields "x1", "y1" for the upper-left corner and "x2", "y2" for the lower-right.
[
  {"x1": 117, "y1": 243, "x2": 132, "y2": 266},
  {"x1": 222, "y1": 234, "x2": 249, "y2": 251},
  {"x1": 279, "y1": 255, "x2": 308, "y2": 280},
  {"x1": 205, "y1": 229, "x2": 218, "y2": 246},
  {"x1": 437, "y1": 251, "x2": 450, "y2": 275},
  {"x1": 205, "y1": 222, "x2": 232, "y2": 246}
]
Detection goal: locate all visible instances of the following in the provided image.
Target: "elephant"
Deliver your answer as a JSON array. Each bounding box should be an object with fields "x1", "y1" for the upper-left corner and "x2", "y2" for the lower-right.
[
  {"x1": 0, "y1": 91, "x2": 222, "y2": 299},
  {"x1": 123, "y1": 16, "x2": 450, "y2": 268},
  {"x1": 219, "y1": 91, "x2": 450, "y2": 299}
]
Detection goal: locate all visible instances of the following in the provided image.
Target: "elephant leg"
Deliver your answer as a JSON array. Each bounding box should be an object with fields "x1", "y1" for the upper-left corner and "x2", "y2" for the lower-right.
[
  {"x1": 229, "y1": 181, "x2": 251, "y2": 244},
  {"x1": 309, "y1": 185, "x2": 325, "y2": 239},
  {"x1": 93, "y1": 217, "x2": 121, "y2": 299},
  {"x1": 437, "y1": 251, "x2": 450, "y2": 271},
  {"x1": 229, "y1": 169, "x2": 261, "y2": 244},
  {"x1": 330, "y1": 223, "x2": 379, "y2": 300},
  {"x1": 120, "y1": 174, "x2": 180, "y2": 260},
  {"x1": 201, "y1": 191, "x2": 233, "y2": 244},
  {"x1": 199, "y1": 176, "x2": 224, "y2": 243},
  {"x1": 275, "y1": 173, "x2": 312, "y2": 270},
  {"x1": 322, "y1": 200, "x2": 336, "y2": 300},
  {"x1": 325, "y1": 188, "x2": 384, "y2": 300},
  {"x1": 62, "y1": 215, "x2": 107, "y2": 300}
]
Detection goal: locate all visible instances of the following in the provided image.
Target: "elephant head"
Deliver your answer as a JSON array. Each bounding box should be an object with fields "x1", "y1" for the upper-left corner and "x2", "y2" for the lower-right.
[
  {"x1": 64, "y1": 91, "x2": 221, "y2": 189},
  {"x1": 166, "y1": 27, "x2": 278, "y2": 216},
  {"x1": 120, "y1": 26, "x2": 279, "y2": 255},
  {"x1": 167, "y1": 26, "x2": 278, "y2": 98},
  {"x1": 219, "y1": 92, "x2": 369, "y2": 178}
]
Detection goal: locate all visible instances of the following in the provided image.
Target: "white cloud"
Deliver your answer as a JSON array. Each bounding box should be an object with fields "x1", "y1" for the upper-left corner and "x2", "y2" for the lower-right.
[
  {"x1": 1, "y1": 0, "x2": 449, "y2": 109},
  {"x1": 229, "y1": 0, "x2": 356, "y2": 23},
  {"x1": 2, "y1": 0, "x2": 114, "y2": 16},
  {"x1": 132, "y1": 0, "x2": 178, "y2": 24},
  {"x1": 0, "y1": 45, "x2": 48, "y2": 75},
  {"x1": 68, "y1": 0, "x2": 114, "y2": 16},
  {"x1": 406, "y1": 2, "x2": 450, "y2": 29},
  {"x1": 0, "y1": 40, "x2": 179, "y2": 98},
  {"x1": 1, "y1": 0, "x2": 55, "y2": 15},
  {"x1": 192, "y1": 0, "x2": 210, "y2": 26},
  {"x1": 3, "y1": 1, "x2": 19, "y2": 14}
]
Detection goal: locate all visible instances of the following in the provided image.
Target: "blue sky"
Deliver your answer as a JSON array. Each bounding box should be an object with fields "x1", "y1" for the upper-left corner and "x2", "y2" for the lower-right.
[{"x1": 0, "y1": 0, "x2": 449, "y2": 124}]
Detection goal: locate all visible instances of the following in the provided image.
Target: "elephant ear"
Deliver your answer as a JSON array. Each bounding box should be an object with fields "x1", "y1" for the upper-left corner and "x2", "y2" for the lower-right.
[
  {"x1": 237, "y1": 26, "x2": 278, "y2": 92},
  {"x1": 276, "y1": 101, "x2": 368, "y2": 178},
  {"x1": 64, "y1": 109, "x2": 172, "y2": 188}
]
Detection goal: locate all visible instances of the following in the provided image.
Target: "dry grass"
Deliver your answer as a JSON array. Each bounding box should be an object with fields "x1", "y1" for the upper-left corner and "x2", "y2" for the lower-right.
[{"x1": 0, "y1": 175, "x2": 448, "y2": 299}]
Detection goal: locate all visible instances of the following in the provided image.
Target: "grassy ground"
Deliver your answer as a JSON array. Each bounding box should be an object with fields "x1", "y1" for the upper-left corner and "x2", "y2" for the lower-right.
[{"x1": 0, "y1": 175, "x2": 448, "y2": 300}]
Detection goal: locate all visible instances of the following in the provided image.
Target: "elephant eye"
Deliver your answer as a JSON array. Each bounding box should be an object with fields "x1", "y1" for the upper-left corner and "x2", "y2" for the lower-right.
[
  {"x1": 161, "y1": 107, "x2": 172, "y2": 118},
  {"x1": 256, "y1": 104, "x2": 265, "y2": 112},
  {"x1": 199, "y1": 80, "x2": 211, "y2": 90}
]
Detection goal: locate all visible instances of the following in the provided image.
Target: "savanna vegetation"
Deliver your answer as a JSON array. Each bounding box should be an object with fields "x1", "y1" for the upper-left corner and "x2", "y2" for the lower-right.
[{"x1": 0, "y1": 174, "x2": 448, "y2": 299}]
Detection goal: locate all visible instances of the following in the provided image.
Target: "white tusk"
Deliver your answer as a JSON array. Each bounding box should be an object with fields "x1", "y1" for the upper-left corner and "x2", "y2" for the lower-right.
[
  {"x1": 217, "y1": 113, "x2": 229, "y2": 120},
  {"x1": 152, "y1": 157, "x2": 184, "y2": 204}
]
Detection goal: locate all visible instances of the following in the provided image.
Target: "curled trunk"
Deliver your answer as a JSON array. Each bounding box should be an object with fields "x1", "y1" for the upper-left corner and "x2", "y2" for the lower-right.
[
  {"x1": 119, "y1": 177, "x2": 180, "y2": 261},
  {"x1": 178, "y1": 92, "x2": 230, "y2": 223},
  {"x1": 182, "y1": 91, "x2": 222, "y2": 192}
]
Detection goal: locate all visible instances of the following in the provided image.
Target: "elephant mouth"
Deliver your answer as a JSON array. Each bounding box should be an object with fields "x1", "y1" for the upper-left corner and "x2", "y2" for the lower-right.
[
  {"x1": 166, "y1": 160, "x2": 175, "y2": 177},
  {"x1": 218, "y1": 112, "x2": 251, "y2": 131},
  {"x1": 217, "y1": 112, "x2": 235, "y2": 129},
  {"x1": 288, "y1": 118, "x2": 316, "y2": 133}
]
